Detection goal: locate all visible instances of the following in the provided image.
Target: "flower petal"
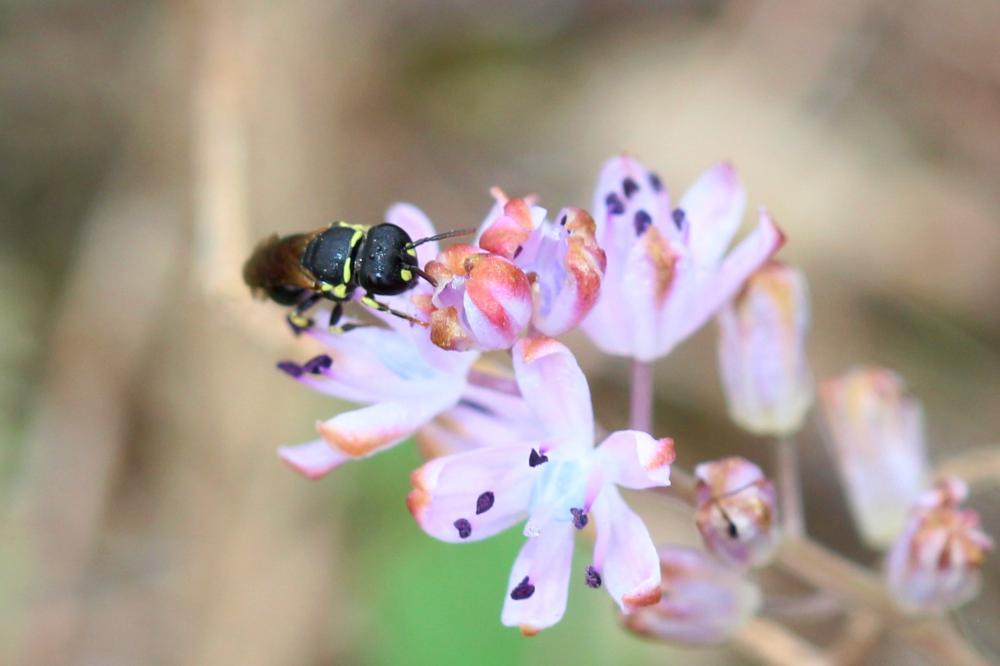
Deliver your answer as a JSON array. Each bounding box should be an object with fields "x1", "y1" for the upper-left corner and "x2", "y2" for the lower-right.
[
  {"x1": 679, "y1": 162, "x2": 746, "y2": 269},
  {"x1": 595, "y1": 430, "x2": 675, "y2": 489},
  {"x1": 479, "y1": 197, "x2": 535, "y2": 260},
  {"x1": 463, "y1": 255, "x2": 533, "y2": 350},
  {"x1": 318, "y1": 386, "x2": 460, "y2": 457},
  {"x1": 277, "y1": 438, "x2": 349, "y2": 479},
  {"x1": 591, "y1": 487, "x2": 661, "y2": 612},
  {"x1": 667, "y1": 208, "x2": 784, "y2": 350},
  {"x1": 513, "y1": 337, "x2": 594, "y2": 447},
  {"x1": 408, "y1": 443, "x2": 536, "y2": 543},
  {"x1": 620, "y1": 227, "x2": 685, "y2": 361},
  {"x1": 501, "y1": 521, "x2": 576, "y2": 635}
]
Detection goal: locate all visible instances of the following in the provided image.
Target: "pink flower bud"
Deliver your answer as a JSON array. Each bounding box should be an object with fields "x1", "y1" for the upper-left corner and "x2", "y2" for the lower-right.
[
  {"x1": 819, "y1": 367, "x2": 929, "y2": 547},
  {"x1": 717, "y1": 261, "x2": 812, "y2": 436},
  {"x1": 886, "y1": 478, "x2": 994, "y2": 613},
  {"x1": 424, "y1": 245, "x2": 533, "y2": 351},
  {"x1": 694, "y1": 457, "x2": 779, "y2": 568},
  {"x1": 622, "y1": 546, "x2": 761, "y2": 645}
]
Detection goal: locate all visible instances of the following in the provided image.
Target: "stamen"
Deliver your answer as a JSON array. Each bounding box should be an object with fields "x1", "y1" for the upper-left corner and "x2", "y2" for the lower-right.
[
  {"x1": 453, "y1": 518, "x2": 472, "y2": 539},
  {"x1": 277, "y1": 361, "x2": 303, "y2": 378},
  {"x1": 671, "y1": 208, "x2": 686, "y2": 230},
  {"x1": 528, "y1": 449, "x2": 549, "y2": 467},
  {"x1": 476, "y1": 491, "x2": 495, "y2": 515},
  {"x1": 649, "y1": 172, "x2": 663, "y2": 192},
  {"x1": 570, "y1": 507, "x2": 588, "y2": 530},
  {"x1": 622, "y1": 177, "x2": 639, "y2": 198},
  {"x1": 513, "y1": 245, "x2": 523, "y2": 259},
  {"x1": 585, "y1": 566, "x2": 602, "y2": 589},
  {"x1": 301, "y1": 354, "x2": 333, "y2": 374},
  {"x1": 633, "y1": 210, "x2": 652, "y2": 236},
  {"x1": 605, "y1": 192, "x2": 625, "y2": 216},
  {"x1": 510, "y1": 576, "x2": 535, "y2": 600},
  {"x1": 559, "y1": 214, "x2": 567, "y2": 226}
]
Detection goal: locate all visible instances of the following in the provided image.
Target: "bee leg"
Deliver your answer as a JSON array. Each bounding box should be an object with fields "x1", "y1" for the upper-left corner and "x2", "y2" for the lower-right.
[
  {"x1": 324, "y1": 302, "x2": 371, "y2": 334},
  {"x1": 360, "y1": 294, "x2": 428, "y2": 327},
  {"x1": 287, "y1": 292, "x2": 322, "y2": 335}
]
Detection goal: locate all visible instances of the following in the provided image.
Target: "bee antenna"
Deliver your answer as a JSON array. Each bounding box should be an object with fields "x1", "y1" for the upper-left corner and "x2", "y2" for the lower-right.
[
  {"x1": 412, "y1": 266, "x2": 438, "y2": 288},
  {"x1": 407, "y1": 227, "x2": 475, "y2": 249}
]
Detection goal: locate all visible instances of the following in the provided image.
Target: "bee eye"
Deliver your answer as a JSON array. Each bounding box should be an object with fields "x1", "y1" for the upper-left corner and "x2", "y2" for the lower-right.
[{"x1": 268, "y1": 285, "x2": 306, "y2": 305}]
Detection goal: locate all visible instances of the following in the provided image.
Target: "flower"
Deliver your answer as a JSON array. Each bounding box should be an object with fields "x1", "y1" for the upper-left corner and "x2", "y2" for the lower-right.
[
  {"x1": 276, "y1": 203, "x2": 480, "y2": 477},
  {"x1": 582, "y1": 155, "x2": 784, "y2": 362},
  {"x1": 478, "y1": 189, "x2": 606, "y2": 337},
  {"x1": 717, "y1": 261, "x2": 813, "y2": 436},
  {"x1": 885, "y1": 477, "x2": 994, "y2": 613},
  {"x1": 694, "y1": 457, "x2": 779, "y2": 568},
  {"x1": 424, "y1": 190, "x2": 606, "y2": 350},
  {"x1": 819, "y1": 366, "x2": 929, "y2": 547},
  {"x1": 407, "y1": 337, "x2": 676, "y2": 634},
  {"x1": 622, "y1": 546, "x2": 761, "y2": 645},
  {"x1": 423, "y1": 244, "x2": 533, "y2": 351}
]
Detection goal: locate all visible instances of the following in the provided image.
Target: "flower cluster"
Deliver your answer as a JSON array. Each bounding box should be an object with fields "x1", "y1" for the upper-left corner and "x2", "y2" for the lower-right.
[{"x1": 253, "y1": 152, "x2": 991, "y2": 646}]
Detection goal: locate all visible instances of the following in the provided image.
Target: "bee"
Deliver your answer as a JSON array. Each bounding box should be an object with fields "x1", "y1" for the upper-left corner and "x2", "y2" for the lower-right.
[{"x1": 243, "y1": 221, "x2": 466, "y2": 333}]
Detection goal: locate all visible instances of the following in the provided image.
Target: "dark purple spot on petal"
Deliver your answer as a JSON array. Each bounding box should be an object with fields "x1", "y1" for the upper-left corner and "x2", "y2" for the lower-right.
[
  {"x1": 570, "y1": 507, "x2": 588, "y2": 530},
  {"x1": 453, "y1": 518, "x2": 472, "y2": 539},
  {"x1": 671, "y1": 208, "x2": 686, "y2": 230},
  {"x1": 529, "y1": 449, "x2": 549, "y2": 468},
  {"x1": 649, "y1": 172, "x2": 663, "y2": 192},
  {"x1": 559, "y1": 214, "x2": 568, "y2": 226},
  {"x1": 585, "y1": 566, "x2": 602, "y2": 589},
  {"x1": 605, "y1": 192, "x2": 625, "y2": 216},
  {"x1": 513, "y1": 245, "x2": 523, "y2": 259},
  {"x1": 476, "y1": 491, "x2": 495, "y2": 515},
  {"x1": 302, "y1": 354, "x2": 333, "y2": 374},
  {"x1": 727, "y1": 521, "x2": 739, "y2": 539},
  {"x1": 622, "y1": 177, "x2": 640, "y2": 199},
  {"x1": 277, "y1": 361, "x2": 303, "y2": 378},
  {"x1": 633, "y1": 210, "x2": 652, "y2": 236},
  {"x1": 510, "y1": 576, "x2": 535, "y2": 600}
]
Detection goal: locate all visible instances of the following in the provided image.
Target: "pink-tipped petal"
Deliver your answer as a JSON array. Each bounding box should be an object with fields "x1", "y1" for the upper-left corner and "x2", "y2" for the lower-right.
[
  {"x1": 679, "y1": 162, "x2": 747, "y2": 269},
  {"x1": 620, "y1": 227, "x2": 684, "y2": 361},
  {"x1": 501, "y1": 521, "x2": 576, "y2": 635},
  {"x1": 529, "y1": 208, "x2": 607, "y2": 337},
  {"x1": 479, "y1": 197, "x2": 535, "y2": 260},
  {"x1": 385, "y1": 202, "x2": 440, "y2": 268},
  {"x1": 408, "y1": 443, "x2": 536, "y2": 543},
  {"x1": 513, "y1": 337, "x2": 594, "y2": 448},
  {"x1": 669, "y1": 209, "x2": 784, "y2": 349},
  {"x1": 596, "y1": 430, "x2": 675, "y2": 489},
  {"x1": 462, "y1": 255, "x2": 533, "y2": 351},
  {"x1": 591, "y1": 487, "x2": 662, "y2": 612},
  {"x1": 277, "y1": 439, "x2": 349, "y2": 479},
  {"x1": 318, "y1": 387, "x2": 460, "y2": 458}
]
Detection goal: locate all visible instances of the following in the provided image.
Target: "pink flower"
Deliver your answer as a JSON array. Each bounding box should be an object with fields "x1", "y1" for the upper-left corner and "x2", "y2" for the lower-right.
[
  {"x1": 819, "y1": 366, "x2": 929, "y2": 547},
  {"x1": 582, "y1": 155, "x2": 784, "y2": 362},
  {"x1": 478, "y1": 189, "x2": 607, "y2": 337},
  {"x1": 423, "y1": 190, "x2": 606, "y2": 350},
  {"x1": 886, "y1": 478, "x2": 993, "y2": 613},
  {"x1": 423, "y1": 244, "x2": 533, "y2": 351},
  {"x1": 717, "y1": 261, "x2": 813, "y2": 436},
  {"x1": 276, "y1": 203, "x2": 481, "y2": 477},
  {"x1": 622, "y1": 546, "x2": 761, "y2": 645},
  {"x1": 407, "y1": 337, "x2": 676, "y2": 634},
  {"x1": 694, "y1": 457, "x2": 779, "y2": 568}
]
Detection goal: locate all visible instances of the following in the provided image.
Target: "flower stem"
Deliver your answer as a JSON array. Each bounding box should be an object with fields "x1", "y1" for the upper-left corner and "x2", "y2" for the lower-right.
[
  {"x1": 775, "y1": 435, "x2": 805, "y2": 538},
  {"x1": 629, "y1": 359, "x2": 654, "y2": 433}
]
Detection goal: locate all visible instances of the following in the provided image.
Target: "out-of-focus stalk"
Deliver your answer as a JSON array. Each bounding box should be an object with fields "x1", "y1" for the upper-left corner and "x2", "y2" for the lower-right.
[{"x1": 629, "y1": 359, "x2": 653, "y2": 433}]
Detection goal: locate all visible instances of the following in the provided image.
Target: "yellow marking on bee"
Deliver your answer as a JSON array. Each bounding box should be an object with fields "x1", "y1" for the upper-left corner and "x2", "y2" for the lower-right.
[
  {"x1": 289, "y1": 314, "x2": 312, "y2": 328},
  {"x1": 332, "y1": 284, "x2": 348, "y2": 299},
  {"x1": 349, "y1": 224, "x2": 367, "y2": 233},
  {"x1": 361, "y1": 296, "x2": 382, "y2": 310},
  {"x1": 406, "y1": 247, "x2": 417, "y2": 257},
  {"x1": 400, "y1": 268, "x2": 413, "y2": 282},
  {"x1": 318, "y1": 283, "x2": 335, "y2": 294},
  {"x1": 343, "y1": 260, "x2": 352, "y2": 284}
]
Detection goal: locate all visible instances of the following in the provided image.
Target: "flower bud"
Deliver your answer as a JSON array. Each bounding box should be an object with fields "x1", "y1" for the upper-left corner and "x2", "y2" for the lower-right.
[
  {"x1": 717, "y1": 261, "x2": 812, "y2": 436},
  {"x1": 622, "y1": 546, "x2": 761, "y2": 645},
  {"x1": 819, "y1": 367, "x2": 929, "y2": 547},
  {"x1": 694, "y1": 457, "x2": 779, "y2": 568},
  {"x1": 886, "y1": 477, "x2": 994, "y2": 613},
  {"x1": 424, "y1": 245, "x2": 532, "y2": 351}
]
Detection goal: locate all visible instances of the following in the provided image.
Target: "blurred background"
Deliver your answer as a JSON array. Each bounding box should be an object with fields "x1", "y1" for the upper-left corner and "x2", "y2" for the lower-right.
[{"x1": 1, "y1": 0, "x2": 998, "y2": 664}]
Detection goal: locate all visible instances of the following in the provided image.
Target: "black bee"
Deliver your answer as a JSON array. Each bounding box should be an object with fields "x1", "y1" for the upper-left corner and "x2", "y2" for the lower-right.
[{"x1": 243, "y1": 221, "x2": 464, "y2": 333}]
